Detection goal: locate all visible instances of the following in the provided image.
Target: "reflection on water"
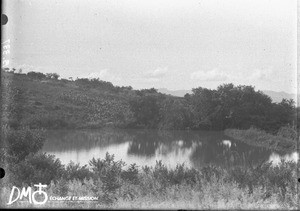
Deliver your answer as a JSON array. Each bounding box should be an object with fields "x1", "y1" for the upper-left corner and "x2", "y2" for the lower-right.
[
  {"x1": 42, "y1": 129, "x2": 298, "y2": 169},
  {"x1": 268, "y1": 152, "x2": 299, "y2": 166},
  {"x1": 221, "y1": 140, "x2": 232, "y2": 148}
]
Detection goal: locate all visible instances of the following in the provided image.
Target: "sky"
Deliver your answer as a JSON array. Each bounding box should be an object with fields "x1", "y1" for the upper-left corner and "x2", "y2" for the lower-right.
[{"x1": 2, "y1": 0, "x2": 297, "y2": 93}]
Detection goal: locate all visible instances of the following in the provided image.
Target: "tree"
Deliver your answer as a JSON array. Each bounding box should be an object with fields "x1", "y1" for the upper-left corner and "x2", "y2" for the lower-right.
[
  {"x1": 158, "y1": 97, "x2": 192, "y2": 129},
  {"x1": 187, "y1": 83, "x2": 285, "y2": 131},
  {"x1": 265, "y1": 98, "x2": 296, "y2": 133},
  {"x1": 27, "y1": 71, "x2": 46, "y2": 80},
  {"x1": 129, "y1": 90, "x2": 164, "y2": 128},
  {"x1": 190, "y1": 87, "x2": 218, "y2": 129},
  {"x1": 46, "y1": 73, "x2": 60, "y2": 79}
]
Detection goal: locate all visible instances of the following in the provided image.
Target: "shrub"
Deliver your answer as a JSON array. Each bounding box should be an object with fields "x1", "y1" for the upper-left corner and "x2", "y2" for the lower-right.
[
  {"x1": 75, "y1": 78, "x2": 115, "y2": 91},
  {"x1": 200, "y1": 165, "x2": 222, "y2": 182},
  {"x1": 89, "y1": 153, "x2": 125, "y2": 193},
  {"x1": 277, "y1": 126, "x2": 297, "y2": 141},
  {"x1": 50, "y1": 178, "x2": 69, "y2": 196},
  {"x1": 265, "y1": 161, "x2": 297, "y2": 199},
  {"x1": 63, "y1": 161, "x2": 93, "y2": 181},
  {"x1": 142, "y1": 165, "x2": 151, "y2": 174},
  {"x1": 152, "y1": 160, "x2": 170, "y2": 190},
  {"x1": 10, "y1": 153, "x2": 64, "y2": 186},
  {"x1": 46, "y1": 73, "x2": 60, "y2": 80},
  {"x1": 2, "y1": 126, "x2": 45, "y2": 162},
  {"x1": 25, "y1": 114, "x2": 69, "y2": 129},
  {"x1": 168, "y1": 164, "x2": 200, "y2": 186},
  {"x1": 121, "y1": 163, "x2": 139, "y2": 184},
  {"x1": 27, "y1": 71, "x2": 46, "y2": 80}
]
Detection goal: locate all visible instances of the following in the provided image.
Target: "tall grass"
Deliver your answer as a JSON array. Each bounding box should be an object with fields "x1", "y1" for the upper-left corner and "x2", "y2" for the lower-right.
[{"x1": 1, "y1": 152, "x2": 298, "y2": 209}]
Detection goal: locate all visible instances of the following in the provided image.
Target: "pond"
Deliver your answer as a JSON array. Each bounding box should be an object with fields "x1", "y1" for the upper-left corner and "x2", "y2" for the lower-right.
[{"x1": 42, "y1": 128, "x2": 298, "y2": 169}]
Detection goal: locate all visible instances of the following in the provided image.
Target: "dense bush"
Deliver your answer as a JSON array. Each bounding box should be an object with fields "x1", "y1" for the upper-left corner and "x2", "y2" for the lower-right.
[
  {"x1": 63, "y1": 162, "x2": 93, "y2": 181},
  {"x1": 277, "y1": 126, "x2": 298, "y2": 140},
  {"x1": 2, "y1": 126, "x2": 46, "y2": 162},
  {"x1": 27, "y1": 71, "x2": 46, "y2": 80},
  {"x1": 75, "y1": 78, "x2": 115, "y2": 91},
  {"x1": 10, "y1": 153, "x2": 64, "y2": 186},
  {"x1": 158, "y1": 98, "x2": 192, "y2": 130},
  {"x1": 129, "y1": 91, "x2": 164, "y2": 128},
  {"x1": 46, "y1": 73, "x2": 60, "y2": 79},
  {"x1": 25, "y1": 113, "x2": 70, "y2": 129},
  {"x1": 1, "y1": 149, "x2": 298, "y2": 209},
  {"x1": 89, "y1": 153, "x2": 125, "y2": 193},
  {"x1": 1, "y1": 126, "x2": 55, "y2": 186},
  {"x1": 121, "y1": 163, "x2": 139, "y2": 184}
]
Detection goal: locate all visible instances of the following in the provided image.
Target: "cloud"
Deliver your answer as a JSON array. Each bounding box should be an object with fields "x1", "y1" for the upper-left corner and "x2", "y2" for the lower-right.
[
  {"x1": 190, "y1": 68, "x2": 228, "y2": 81},
  {"x1": 144, "y1": 67, "x2": 168, "y2": 78},
  {"x1": 249, "y1": 68, "x2": 274, "y2": 81},
  {"x1": 81, "y1": 69, "x2": 121, "y2": 83},
  {"x1": 15, "y1": 64, "x2": 43, "y2": 74},
  {"x1": 85, "y1": 69, "x2": 109, "y2": 79}
]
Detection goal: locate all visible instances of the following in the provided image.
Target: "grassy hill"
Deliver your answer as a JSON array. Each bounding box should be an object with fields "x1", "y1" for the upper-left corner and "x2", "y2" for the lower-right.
[{"x1": 1, "y1": 71, "x2": 139, "y2": 129}]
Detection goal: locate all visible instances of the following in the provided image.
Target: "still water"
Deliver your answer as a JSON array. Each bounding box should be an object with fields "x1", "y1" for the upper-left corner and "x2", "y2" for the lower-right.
[{"x1": 42, "y1": 128, "x2": 298, "y2": 169}]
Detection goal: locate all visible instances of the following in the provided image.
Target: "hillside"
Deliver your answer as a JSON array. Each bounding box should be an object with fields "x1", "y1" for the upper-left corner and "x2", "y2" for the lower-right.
[
  {"x1": 1, "y1": 71, "x2": 138, "y2": 129},
  {"x1": 1, "y1": 70, "x2": 297, "y2": 132},
  {"x1": 261, "y1": 90, "x2": 297, "y2": 104},
  {"x1": 158, "y1": 88, "x2": 192, "y2": 97}
]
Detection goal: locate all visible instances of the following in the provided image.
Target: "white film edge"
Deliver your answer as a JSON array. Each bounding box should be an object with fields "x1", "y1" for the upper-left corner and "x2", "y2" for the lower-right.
[{"x1": 0, "y1": 0, "x2": 299, "y2": 209}]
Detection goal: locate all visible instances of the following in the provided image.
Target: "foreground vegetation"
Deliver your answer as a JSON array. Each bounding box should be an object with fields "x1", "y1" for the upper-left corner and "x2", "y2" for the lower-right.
[
  {"x1": 0, "y1": 127, "x2": 299, "y2": 209},
  {"x1": 1, "y1": 160, "x2": 298, "y2": 209}
]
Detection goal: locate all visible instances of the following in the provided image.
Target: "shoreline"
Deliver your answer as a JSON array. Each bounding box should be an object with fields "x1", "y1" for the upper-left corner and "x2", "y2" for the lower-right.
[{"x1": 224, "y1": 128, "x2": 297, "y2": 154}]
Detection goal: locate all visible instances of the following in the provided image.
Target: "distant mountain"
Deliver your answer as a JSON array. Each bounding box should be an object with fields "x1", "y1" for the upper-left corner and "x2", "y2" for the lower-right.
[
  {"x1": 158, "y1": 88, "x2": 192, "y2": 97},
  {"x1": 261, "y1": 90, "x2": 297, "y2": 103},
  {"x1": 158, "y1": 88, "x2": 297, "y2": 103}
]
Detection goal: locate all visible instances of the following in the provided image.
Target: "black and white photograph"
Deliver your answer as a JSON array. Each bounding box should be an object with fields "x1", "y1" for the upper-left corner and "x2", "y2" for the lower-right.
[{"x1": 0, "y1": 0, "x2": 299, "y2": 209}]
